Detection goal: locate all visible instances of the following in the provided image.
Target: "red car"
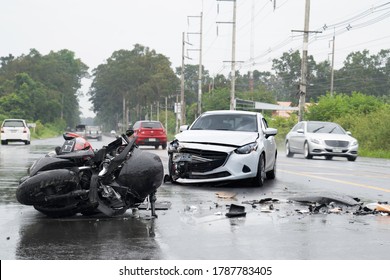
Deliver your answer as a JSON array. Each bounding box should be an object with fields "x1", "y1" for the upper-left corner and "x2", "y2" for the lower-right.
[{"x1": 132, "y1": 120, "x2": 167, "y2": 149}]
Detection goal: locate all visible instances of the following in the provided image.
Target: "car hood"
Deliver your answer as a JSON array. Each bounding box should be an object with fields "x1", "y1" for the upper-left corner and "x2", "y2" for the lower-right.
[
  {"x1": 307, "y1": 133, "x2": 356, "y2": 141},
  {"x1": 175, "y1": 130, "x2": 258, "y2": 147}
]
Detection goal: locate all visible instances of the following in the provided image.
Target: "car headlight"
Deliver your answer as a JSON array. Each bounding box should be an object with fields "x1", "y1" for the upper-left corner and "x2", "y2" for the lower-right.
[
  {"x1": 351, "y1": 140, "x2": 358, "y2": 146},
  {"x1": 168, "y1": 139, "x2": 179, "y2": 153},
  {"x1": 235, "y1": 142, "x2": 258, "y2": 154},
  {"x1": 309, "y1": 138, "x2": 321, "y2": 144}
]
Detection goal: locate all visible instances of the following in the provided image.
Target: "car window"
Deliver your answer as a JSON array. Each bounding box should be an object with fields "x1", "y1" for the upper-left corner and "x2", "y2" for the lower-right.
[
  {"x1": 294, "y1": 122, "x2": 303, "y2": 132},
  {"x1": 307, "y1": 123, "x2": 345, "y2": 134},
  {"x1": 133, "y1": 122, "x2": 140, "y2": 129},
  {"x1": 191, "y1": 114, "x2": 257, "y2": 132},
  {"x1": 3, "y1": 120, "x2": 25, "y2": 127},
  {"x1": 141, "y1": 122, "x2": 162, "y2": 129},
  {"x1": 261, "y1": 118, "x2": 268, "y2": 130}
]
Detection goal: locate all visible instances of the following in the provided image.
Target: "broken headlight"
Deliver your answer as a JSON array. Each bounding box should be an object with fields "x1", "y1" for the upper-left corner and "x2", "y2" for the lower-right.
[
  {"x1": 168, "y1": 139, "x2": 179, "y2": 153},
  {"x1": 235, "y1": 142, "x2": 258, "y2": 154}
]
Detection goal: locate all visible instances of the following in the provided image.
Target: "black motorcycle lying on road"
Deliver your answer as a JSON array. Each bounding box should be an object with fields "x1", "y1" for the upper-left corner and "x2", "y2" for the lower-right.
[{"x1": 16, "y1": 131, "x2": 164, "y2": 218}]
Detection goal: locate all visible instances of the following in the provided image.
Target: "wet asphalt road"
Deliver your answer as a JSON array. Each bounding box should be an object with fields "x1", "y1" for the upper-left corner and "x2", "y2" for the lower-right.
[{"x1": 0, "y1": 136, "x2": 389, "y2": 260}]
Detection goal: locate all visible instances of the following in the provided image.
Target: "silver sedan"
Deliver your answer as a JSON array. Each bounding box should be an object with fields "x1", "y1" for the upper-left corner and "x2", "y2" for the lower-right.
[{"x1": 285, "y1": 121, "x2": 358, "y2": 161}]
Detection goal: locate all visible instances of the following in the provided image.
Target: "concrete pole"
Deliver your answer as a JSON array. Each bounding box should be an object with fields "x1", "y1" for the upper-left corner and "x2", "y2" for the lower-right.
[
  {"x1": 229, "y1": 0, "x2": 237, "y2": 110},
  {"x1": 180, "y1": 32, "x2": 186, "y2": 125},
  {"x1": 197, "y1": 12, "x2": 203, "y2": 116},
  {"x1": 299, "y1": 0, "x2": 310, "y2": 122},
  {"x1": 330, "y1": 34, "x2": 335, "y2": 96}
]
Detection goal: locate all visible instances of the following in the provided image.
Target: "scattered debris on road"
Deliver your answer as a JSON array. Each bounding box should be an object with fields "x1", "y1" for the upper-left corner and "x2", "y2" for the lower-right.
[
  {"x1": 216, "y1": 192, "x2": 237, "y2": 199},
  {"x1": 226, "y1": 204, "x2": 246, "y2": 218}
]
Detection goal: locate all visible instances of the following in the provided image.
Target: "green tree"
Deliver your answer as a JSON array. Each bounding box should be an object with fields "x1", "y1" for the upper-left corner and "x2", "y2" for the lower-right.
[
  {"x1": 335, "y1": 49, "x2": 390, "y2": 97},
  {"x1": 0, "y1": 49, "x2": 88, "y2": 127},
  {"x1": 202, "y1": 88, "x2": 230, "y2": 112},
  {"x1": 90, "y1": 44, "x2": 180, "y2": 130}
]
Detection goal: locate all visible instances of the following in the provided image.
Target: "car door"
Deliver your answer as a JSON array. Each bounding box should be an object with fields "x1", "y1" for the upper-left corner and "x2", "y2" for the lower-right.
[
  {"x1": 288, "y1": 122, "x2": 305, "y2": 152},
  {"x1": 260, "y1": 117, "x2": 276, "y2": 170}
]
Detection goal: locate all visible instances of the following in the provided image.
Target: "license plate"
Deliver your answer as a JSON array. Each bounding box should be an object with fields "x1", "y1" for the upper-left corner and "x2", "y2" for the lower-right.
[
  {"x1": 10, "y1": 130, "x2": 17, "y2": 133},
  {"x1": 61, "y1": 140, "x2": 75, "y2": 153},
  {"x1": 174, "y1": 153, "x2": 192, "y2": 162},
  {"x1": 333, "y1": 148, "x2": 342, "y2": 153},
  {"x1": 149, "y1": 138, "x2": 156, "y2": 142}
]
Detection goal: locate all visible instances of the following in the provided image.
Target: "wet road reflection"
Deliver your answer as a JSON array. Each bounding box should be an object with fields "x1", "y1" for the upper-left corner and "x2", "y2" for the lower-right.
[
  {"x1": 16, "y1": 213, "x2": 161, "y2": 260},
  {"x1": 0, "y1": 144, "x2": 41, "y2": 203}
]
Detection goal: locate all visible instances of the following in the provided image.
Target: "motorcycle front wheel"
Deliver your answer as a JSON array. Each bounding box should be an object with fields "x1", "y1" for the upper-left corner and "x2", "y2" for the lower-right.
[
  {"x1": 34, "y1": 204, "x2": 79, "y2": 218},
  {"x1": 16, "y1": 169, "x2": 79, "y2": 206}
]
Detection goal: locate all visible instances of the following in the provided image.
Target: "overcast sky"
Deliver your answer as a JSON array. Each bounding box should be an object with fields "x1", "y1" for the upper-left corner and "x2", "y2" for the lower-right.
[{"x1": 2, "y1": 0, "x2": 390, "y2": 117}]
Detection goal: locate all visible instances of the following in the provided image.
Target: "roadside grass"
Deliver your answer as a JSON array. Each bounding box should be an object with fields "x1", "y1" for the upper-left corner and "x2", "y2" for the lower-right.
[{"x1": 358, "y1": 149, "x2": 390, "y2": 159}]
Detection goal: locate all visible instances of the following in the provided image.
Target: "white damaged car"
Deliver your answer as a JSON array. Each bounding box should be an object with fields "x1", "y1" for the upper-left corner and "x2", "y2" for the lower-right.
[{"x1": 167, "y1": 110, "x2": 278, "y2": 186}]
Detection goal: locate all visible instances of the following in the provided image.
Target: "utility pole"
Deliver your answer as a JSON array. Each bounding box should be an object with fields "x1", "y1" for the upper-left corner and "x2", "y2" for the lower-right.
[
  {"x1": 330, "y1": 32, "x2": 335, "y2": 96},
  {"x1": 187, "y1": 13, "x2": 203, "y2": 117},
  {"x1": 249, "y1": 0, "x2": 255, "y2": 94},
  {"x1": 198, "y1": 12, "x2": 203, "y2": 116},
  {"x1": 230, "y1": 0, "x2": 237, "y2": 110},
  {"x1": 292, "y1": 0, "x2": 321, "y2": 121},
  {"x1": 180, "y1": 32, "x2": 186, "y2": 125},
  {"x1": 292, "y1": 0, "x2": 320, "y2": 121},
  {"x1": 216, "y1": 0, "x2": 237, "y2": 110},
  {"x1": 299, "y1": 0, "x2": 310, "y2": 122}
]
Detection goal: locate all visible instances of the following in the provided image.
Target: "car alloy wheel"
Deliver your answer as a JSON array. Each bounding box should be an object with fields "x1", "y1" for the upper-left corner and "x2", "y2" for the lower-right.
[
  {"x1": 304, "y1": 142, "x2": 313, "y2": 159},
  {"x1": 285, "y1": 141, "x2": 293, "y2": 157},
  {"x1": 252, "y1": 153, "x2": 265, "y2": 187}
]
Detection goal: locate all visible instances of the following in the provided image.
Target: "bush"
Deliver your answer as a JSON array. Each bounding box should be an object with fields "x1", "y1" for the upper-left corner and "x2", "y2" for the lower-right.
[
  {"x1": 306, "y1": 92, "x2": 384, "y2": 122},
  {"x1": 268, "y1": 114, "x2": 298, "y2": 146},
  {"x1": 31, "y1": 119, "x2": 66, "y2": 139},
  {"x1": 337, "y1": 106, "x2": 390, "y2": 151}
]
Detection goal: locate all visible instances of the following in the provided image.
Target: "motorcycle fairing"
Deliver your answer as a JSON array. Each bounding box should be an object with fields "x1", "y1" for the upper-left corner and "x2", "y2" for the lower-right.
[{"x1": 29, "y1": 157, "x2": 78, "y2": 176}]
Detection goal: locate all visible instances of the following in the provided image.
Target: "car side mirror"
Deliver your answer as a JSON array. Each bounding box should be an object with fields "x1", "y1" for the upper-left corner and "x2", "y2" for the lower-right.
[
  {"x1": 265, "y1": 128, "x2": 278, "y2": 138},
  {"x1": 180, "y1": 125, "x2": 189, "y2": 132},
  {"x1": 297, "y1": 128, "x2": 304, "y2": 134}
]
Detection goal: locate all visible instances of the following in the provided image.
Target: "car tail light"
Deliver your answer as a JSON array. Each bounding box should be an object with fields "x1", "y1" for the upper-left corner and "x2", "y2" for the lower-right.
[
  {"x1": 1, "y1": 128, "x2": 4, "y2": 133},
  {"x1": 23, "y1": 128, "x2": 28, "y2": 133}
]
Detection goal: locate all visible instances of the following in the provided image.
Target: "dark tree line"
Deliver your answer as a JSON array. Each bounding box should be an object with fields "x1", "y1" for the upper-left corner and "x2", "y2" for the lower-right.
[
  {"x1": 0, "y1": 49, "x2": 88, "y2": 127},
  {"x1": 1, "y1": 45, "x2": 388, "y2": 132},
  {"x1": 90, "y1": 44, "x2": 179, "y2": 130}
]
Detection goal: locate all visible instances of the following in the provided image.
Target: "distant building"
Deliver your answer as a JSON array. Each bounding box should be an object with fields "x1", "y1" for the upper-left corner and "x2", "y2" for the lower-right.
[{"x1": 272, "y1": 102, "x2": 295, "y2": 118}]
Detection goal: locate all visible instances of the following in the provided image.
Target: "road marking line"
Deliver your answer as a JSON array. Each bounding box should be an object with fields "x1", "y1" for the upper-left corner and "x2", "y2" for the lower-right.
[{"x1": 279, "y1": 169, "x2": 390, "y2": 193}]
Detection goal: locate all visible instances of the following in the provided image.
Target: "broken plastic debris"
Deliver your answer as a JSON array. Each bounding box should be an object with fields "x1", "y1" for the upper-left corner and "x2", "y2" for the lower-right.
[
  {"x1": 296, "y1": 209, "x2": 310, "y2": 214},
  {"x1": 260, "y1": 207, "x2": 273, "y2": 213},
  {"x1": 365, "y1": 203, "x2": 390, "y2": 213},
  {"x1": 226, "y1": 204, "x2": 246, "y2": 218},
  {"x1": 184, "y1": 205, "x2": 198, "y2": 212},
  {"x1": 216, "y1": 192, "x2": 237, "y2": 199},
  {"x1": 138, "y1": 201, "x2": 171, "y2": 210},
  {"x1": 328, "y1": 207, "x2": 342, "y2": 213},
  {"x1": 288, "y1": 192, "x2": 360, "y2": 206}
]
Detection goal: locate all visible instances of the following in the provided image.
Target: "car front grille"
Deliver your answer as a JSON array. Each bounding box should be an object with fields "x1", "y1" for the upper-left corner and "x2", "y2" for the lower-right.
[
  {"x1": 179, "y1": 148, "x2": 228, "y2": 172},
  {"x1": 324, "y1": 140, "x2": 349, "y2": 147}
]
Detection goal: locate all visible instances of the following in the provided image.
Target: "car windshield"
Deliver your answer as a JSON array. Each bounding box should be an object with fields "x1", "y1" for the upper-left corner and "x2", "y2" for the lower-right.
[
  {"x1": 3, "y1": 120, "x2": 24, "y2": 127},
  {"x1": 307, "y1": 123, "x2": 345, "y2": 134},
  {"x1": 141, "y1": 122, "x2": 162, "y2": 129},
  {"x1": 191, "y1": 114, "x2": 257, "y2": 132}
]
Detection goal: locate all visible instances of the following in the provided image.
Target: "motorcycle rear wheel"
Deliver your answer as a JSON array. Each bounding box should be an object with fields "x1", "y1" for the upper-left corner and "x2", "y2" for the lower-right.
[{"x1": 16, "y1": 169, "x2": 79, "y2": 206}]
